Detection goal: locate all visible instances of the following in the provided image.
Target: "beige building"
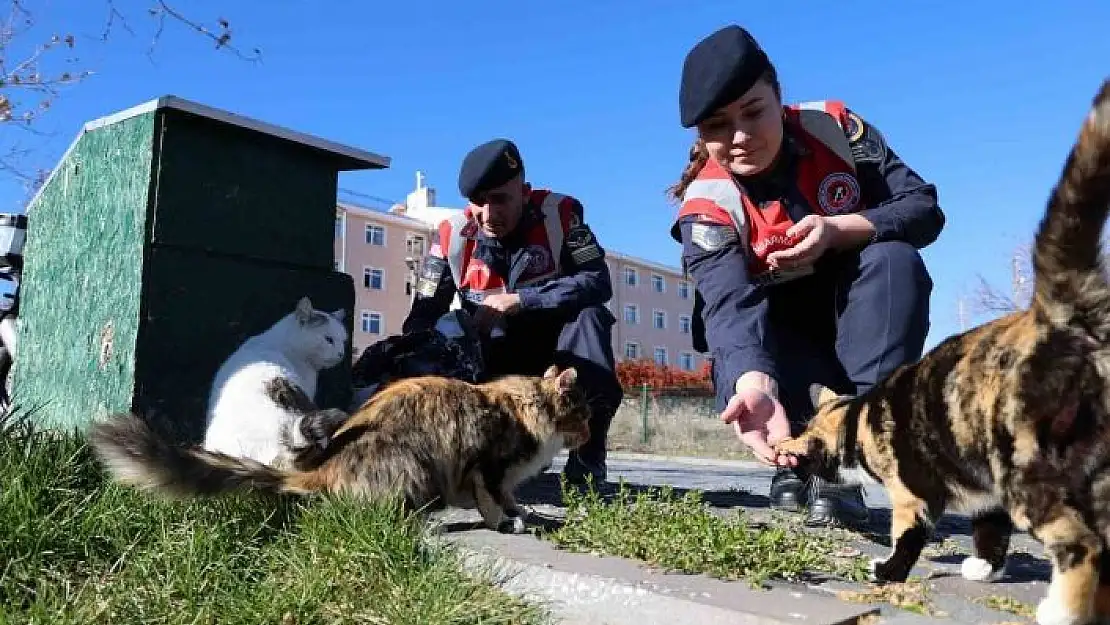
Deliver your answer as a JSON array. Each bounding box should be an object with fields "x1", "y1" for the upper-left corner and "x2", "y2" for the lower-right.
[{"x1": 334, "y1": 173, "x2": 704, "y2": 372}]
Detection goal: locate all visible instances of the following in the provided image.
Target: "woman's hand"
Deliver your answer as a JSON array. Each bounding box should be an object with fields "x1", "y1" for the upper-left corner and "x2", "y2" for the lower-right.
[
  {"x1": 720, "y1": 372, "x2": 797, "y2": 467},
  {"x1": 766, "y1": 214, "x2": 877, "y2": 269},
  {"x1": 765, "y1": 215, "x2": 836, "y2": 270}
]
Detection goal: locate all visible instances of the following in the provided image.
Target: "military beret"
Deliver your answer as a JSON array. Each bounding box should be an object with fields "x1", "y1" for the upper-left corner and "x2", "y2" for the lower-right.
[
  {"x1": 457, "y1": 139, "x2": 524, "y2": 201},
  {"x1": 679, "y1": 25, "x2": 772, "y2": 129}
]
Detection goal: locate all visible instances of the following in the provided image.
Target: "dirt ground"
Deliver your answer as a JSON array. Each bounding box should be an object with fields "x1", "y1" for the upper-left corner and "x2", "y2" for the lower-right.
[{"x1": 605, "y1": 396, "x2": 757, "y2": 462}]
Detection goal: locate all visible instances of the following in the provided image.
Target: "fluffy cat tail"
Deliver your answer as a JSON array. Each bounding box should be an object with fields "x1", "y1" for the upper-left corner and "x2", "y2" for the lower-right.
[
  {"x1": 1032, "y1": 78, "x2": 1110, "y2": 328},
  {"x1": 89, "y1": 413, "x2": 316, "y2": 498}
]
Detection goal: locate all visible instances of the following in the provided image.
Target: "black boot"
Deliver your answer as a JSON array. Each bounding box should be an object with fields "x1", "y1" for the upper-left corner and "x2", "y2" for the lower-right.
[
  {"x1": 563, "y1": 448, "x2": 607, "y2": 489},
  {"x1": 805, "y1": 477, "x2": 870, "y2": 528},
  {"x1": 768, "y1": 467, "x2": 805, "y2": 512}
]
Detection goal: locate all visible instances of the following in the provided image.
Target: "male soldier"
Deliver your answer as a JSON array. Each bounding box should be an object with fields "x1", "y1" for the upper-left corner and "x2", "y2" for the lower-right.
[{"x1": 402, "y1": 138, "x2": 623, "y2": 487}]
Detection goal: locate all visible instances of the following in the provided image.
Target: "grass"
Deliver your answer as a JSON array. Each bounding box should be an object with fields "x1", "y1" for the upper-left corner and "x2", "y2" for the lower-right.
[
  {"x1": 543, "y1": 479, "x2": 870, "y2": 588},
  {"x1": 607, "y1": 396, "x2": 757, "y2": 462},
  {"x1": 0, "y1": 411, "x2": 546, "y2": 625}
]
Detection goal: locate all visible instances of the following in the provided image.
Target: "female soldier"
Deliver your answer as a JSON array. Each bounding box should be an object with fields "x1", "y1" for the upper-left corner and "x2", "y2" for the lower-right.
[{"x1": 669, "y1": 24, "x2": 945, "y2": 527}]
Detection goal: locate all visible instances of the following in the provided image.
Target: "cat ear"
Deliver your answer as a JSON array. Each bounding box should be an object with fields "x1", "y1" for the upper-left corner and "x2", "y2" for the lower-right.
[
  {"x1": 556, "y1": 367, "x2": 577, "y2": 393},
  {"x1": 330, "y1": 308, "x2": 346, "y2": 323},
  {"x1": 542, "y1": 365, "x2": 560, "y2": 379},
  {"x1": 808, "y1": 383, "x2": 840, "y2": 409},
  {"x1": 295, "y1": 297, "x2": 314, "y2": 324}
]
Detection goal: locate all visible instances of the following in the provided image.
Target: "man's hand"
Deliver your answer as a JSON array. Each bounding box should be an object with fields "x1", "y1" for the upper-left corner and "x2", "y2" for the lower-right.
[
  {"x1": 765, "y1": 215, "x2": 837, "y2": 270},
  {"x1": 474, "y1": 293, "x2": 522, "y2": 334},
  {"x1": 722, "y1": 375, "x2": 796, "y2": 467}
]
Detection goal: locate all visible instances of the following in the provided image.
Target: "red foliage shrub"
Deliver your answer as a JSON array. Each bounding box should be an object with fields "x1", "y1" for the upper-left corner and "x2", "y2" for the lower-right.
[{"x1": 615, "y1": 358, "x2": 714, "y2": 396}]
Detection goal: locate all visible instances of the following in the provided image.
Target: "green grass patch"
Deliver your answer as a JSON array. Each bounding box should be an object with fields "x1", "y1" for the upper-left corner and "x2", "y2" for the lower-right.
[
  {"x1": 0, "y1": 411, "x2": 546, "y2": 624},
  {"x1": 542, "y1": 480, "x2": 870, "y2": 588}
]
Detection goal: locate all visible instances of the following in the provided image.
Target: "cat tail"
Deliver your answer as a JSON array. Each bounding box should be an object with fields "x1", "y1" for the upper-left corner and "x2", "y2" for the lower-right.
[
  {"x1": 1031, "y1": 78, "x2": 1110, "y2": 333},
  {"x1": 89, "y1": 412, "x2": 318, "y2": 498}
]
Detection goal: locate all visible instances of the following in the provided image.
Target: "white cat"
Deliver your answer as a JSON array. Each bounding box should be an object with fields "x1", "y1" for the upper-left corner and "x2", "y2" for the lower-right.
[{"x1": 202, "y1": 296, "x2": 349, "y2": 467}]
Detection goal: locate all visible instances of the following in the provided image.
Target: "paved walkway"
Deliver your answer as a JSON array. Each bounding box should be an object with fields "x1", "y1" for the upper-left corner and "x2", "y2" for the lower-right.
[{"x1": 437, "y1": 452, "x2": 1048, "y2": 625}]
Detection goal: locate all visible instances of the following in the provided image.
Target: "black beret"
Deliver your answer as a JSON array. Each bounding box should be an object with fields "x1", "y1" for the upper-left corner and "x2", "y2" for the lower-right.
[
  {"x1": 457, "y1": 139, "x2": 524, "y2": 201},
  {"x1": 679, "y1": 25, "x2": 771, "y2": 129}
]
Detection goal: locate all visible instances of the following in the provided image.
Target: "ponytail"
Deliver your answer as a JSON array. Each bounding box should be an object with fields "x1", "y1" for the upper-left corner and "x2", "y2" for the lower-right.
[{"x1": 666, "y1": 139, "x2": 710, "y2": 204}]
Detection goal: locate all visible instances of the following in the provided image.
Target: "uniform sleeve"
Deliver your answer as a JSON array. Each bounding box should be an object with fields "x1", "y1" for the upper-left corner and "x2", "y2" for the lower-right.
[
  {"x1": 846, "y1": 108, "x2": 946, "y2": 249},
  {"x1": 679, "y1": 216, "x2": 779, "y2": 406},
  {"x1": 515, "y1": 198, "x2": 613, "y2": 313},
  {"x1": 401, "y1": 223, "x2": 457, "y2": 334}
]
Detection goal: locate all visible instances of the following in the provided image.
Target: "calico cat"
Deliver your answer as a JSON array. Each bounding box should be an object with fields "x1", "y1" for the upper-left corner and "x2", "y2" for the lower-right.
[
  {"x1": 773, "y1": 79, "x2": 1110, "y2": 625},
  {"x1": 202, "y1": 296, "x2": 349, "y2": 468},
  {"x1": 90, "y1": 365, "x2": 591, "y2": 534}
]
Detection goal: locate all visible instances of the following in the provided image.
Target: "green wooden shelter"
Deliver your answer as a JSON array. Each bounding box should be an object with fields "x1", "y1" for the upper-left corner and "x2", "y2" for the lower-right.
[{"x1": 13, "y1": 95, "x2": 390, "y2": 443}]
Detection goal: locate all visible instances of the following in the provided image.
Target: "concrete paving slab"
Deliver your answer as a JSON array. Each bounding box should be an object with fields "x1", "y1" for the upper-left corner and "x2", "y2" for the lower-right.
[
  {"x1": 446, "y1": 529, "x2": 881, "y2": 625},
  {"x1": 434, "y1": 452, "x2": 1049, "y2": 625}
]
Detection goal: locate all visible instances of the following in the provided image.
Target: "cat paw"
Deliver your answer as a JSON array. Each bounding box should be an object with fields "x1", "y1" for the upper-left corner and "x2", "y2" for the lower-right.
[
  {"x1": 867, "y1": 558, "x2": 885, "y2": 583},
  {"x1": 960, "y1": 556, "x2": 1002, "y2": 582},
  {"x1": 497, "y1": 516, "x2": 527, "y2": 535},
  {"x1": 1036, "y1": 594, "x2": 1087, "y2": 625},
  {"x1": 773, "y1": 437, "x2": 808, "y2": 456}
]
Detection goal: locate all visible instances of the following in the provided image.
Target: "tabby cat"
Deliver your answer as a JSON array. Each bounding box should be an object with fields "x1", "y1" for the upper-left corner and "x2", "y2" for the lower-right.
[
  {"x1": 90, "y1": 365, "x2": 591, "y2": 534},
  {"x1": 774, "y1": 79, "x2": 1110, "y2": 625}
]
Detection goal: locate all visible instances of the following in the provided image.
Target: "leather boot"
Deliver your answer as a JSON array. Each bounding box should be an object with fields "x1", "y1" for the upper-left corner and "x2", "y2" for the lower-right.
[
  {"x1": 768, "y1": 467, "x2": 805, "y2": 512},
  {"x1": 805, "y1": 476, "x2": 870, "y2": 528}
]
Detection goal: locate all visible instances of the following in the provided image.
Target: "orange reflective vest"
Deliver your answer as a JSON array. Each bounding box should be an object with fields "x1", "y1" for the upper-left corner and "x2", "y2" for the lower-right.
[
  {"x1": 430, "y1": 189, "x2": 580, "y2": 303},
  {"x1": 675, "y1": 100, "x2": 862, "y2": 285}
]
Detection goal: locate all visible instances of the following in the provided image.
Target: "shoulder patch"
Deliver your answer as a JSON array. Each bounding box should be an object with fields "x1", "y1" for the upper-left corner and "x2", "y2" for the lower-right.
[
  {"x1": 846, "y1": 111, "x2": 865, "y2": 143},
  {"x1": 566, "y1": 224, "x2": 602, "y2": 265},
  {"x1": 844, "y1": 109, "x2": 888, "y2": 164},
  {"x1": 690, "y1": 222, "x2": 738, "y2": 251}
]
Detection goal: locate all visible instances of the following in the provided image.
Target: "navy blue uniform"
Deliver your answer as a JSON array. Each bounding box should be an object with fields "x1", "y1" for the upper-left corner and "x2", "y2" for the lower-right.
[
  {"x1": 675, "y1": 112, "x2": 944, "y2": 424},
  {"x1": 402, "y1": 192, "x2": 623, "y2": 479}
]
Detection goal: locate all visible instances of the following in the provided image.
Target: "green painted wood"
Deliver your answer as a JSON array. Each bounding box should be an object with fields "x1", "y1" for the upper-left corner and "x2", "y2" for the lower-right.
[
  {"x1": 149, "y1": 109, "x2": 339, "y2": 270},
  {"x1": 12, "y1": 100, "x2": 372, "y2": 441},
  {"x1": 13, "y1": 112, "x2": 155, "y2": 430}
]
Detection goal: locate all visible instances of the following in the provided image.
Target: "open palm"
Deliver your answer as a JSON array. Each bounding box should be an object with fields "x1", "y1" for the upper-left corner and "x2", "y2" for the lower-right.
[{"x1": 721, "y1": 385, "x2": 796, "y2": 466}]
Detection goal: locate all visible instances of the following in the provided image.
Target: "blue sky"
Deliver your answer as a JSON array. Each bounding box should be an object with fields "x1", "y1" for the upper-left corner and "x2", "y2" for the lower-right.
[{"x1": 2, "y1": 0, "x2": 1109, "y2": 350}]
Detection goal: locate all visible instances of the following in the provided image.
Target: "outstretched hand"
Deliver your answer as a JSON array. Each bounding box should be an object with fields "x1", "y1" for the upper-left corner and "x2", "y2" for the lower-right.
[
  {"x1": 721, "y1": 384, "x2": 798, "y2": 467},
  {"x1": 765, "y1": 215, "x2": 837, "y2": 270}
]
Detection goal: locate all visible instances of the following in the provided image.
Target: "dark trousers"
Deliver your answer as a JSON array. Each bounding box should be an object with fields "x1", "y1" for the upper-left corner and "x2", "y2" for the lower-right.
[
  {"x1": 482, "y1": 305, "x2": 623, "y2": 463},
  {"x1": 765, "y1": 241, "x2": 933, "y2": 433}
]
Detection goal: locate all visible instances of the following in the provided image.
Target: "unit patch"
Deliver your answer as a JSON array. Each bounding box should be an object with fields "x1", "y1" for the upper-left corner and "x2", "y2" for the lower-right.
[
  {"x1": 522, "y1": 244, "x2": 555, "y2": 276},
  {"x1": 566, "y1": 225, "x2": 602, "y2": 264},
  {"x1": 689, "y1": 222, "x2": 738, "y2": 251},
  {"x1": 846, "y1": 111, "x2": 866, "y2": 143},
  {"x1": 817, "y1": 172, "x2": 861, "y2": 214}
]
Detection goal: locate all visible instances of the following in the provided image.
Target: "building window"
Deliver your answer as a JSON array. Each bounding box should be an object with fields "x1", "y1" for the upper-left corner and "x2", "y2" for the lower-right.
[
  {"x1": 625, "y1": 342, "x2": 640, "y2": 360},
  {"x1": 406, "y1": 233, "x2": 426, "y2": 258},
  {"x1": 360, "y1": 311, "x2": 383, "y2": 335},
  {"x1": 679, "y1": 314, "x2": 691, "y2": 335},
  {"x1": 365, "y1": 224, "x2": 385, "y2": 246},
  {"x1": 653, "y1": 309, "x2": 666, "y2": 330},
  {"x1": 679, "y1": 352, "x2": 695, "y2": 371},
  {"x1": 623, "y1": 304, "x2": 639, "y2": 325},
  {"x1": 678, "y1": 280, "x2": 691, "y2": 299},
  {"x1": 405, "y1": 276, "x2": 414, "y2": 296},
  {"x1": 335, "y1": 214, "x2": 343, "y2": 239},
  {"x1": 653, "y1": 347, "x2": 668, "y2": 367},
  {"x1": 651, "y1": 274, "x2": 665, "y2": 293},
  {"x1": 363, "y1": 267, "x2": 384, "y2": 290},
  {"x1": 623, "y1": 267, "x2": 638, "y2": 287}
]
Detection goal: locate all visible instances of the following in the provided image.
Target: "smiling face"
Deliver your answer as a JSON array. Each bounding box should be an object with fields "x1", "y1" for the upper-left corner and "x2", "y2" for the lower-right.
[{"x1": 695, "y1": 77, "x2": 784, "y2": 177}]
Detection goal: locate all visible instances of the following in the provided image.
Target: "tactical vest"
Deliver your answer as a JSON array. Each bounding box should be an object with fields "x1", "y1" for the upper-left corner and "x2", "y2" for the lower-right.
[
  {"x1": 675, "y1": 100, "x2": 860, "y2": 287},
  {"x1": 437, "y1": 190, "x2": 575, "y2": 304}
]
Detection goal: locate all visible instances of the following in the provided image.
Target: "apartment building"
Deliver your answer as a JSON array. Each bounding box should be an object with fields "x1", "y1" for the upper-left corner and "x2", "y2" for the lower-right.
[{"x1": 334, "y1": 173, "x2": 704, "y2": 371}]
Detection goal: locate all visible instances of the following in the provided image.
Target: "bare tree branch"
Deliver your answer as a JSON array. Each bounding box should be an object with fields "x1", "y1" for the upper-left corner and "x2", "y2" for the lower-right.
[
  {"x1": 0, "y1": 0, "x2": 260, "y2": 198},
  {"x1": 968, "y1": 243, "x2": 1033, "y2": 317}
]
